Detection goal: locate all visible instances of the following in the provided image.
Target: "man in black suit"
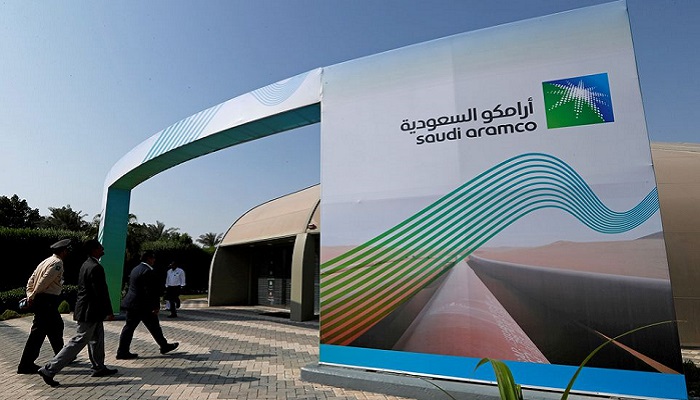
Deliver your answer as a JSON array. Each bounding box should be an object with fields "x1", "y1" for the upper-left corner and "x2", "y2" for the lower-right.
[
  {"x1": 116, "y1": 250, "x2": 178, "y2": 360},
  {"x1": 37, "y1": 239, "x2": 117, "y2": 387}
]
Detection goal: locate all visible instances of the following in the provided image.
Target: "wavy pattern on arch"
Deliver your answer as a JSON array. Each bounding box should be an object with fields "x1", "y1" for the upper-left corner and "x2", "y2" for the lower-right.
[
  {"x1": 144, "y1": 103, "x2": 224, "y2": 162},
  {"x1": 251, "y1": 72, "x2": 308, "y2": 106},
  {"x1": 319, "y1": 152, "x2": 660, "y2": 345}
]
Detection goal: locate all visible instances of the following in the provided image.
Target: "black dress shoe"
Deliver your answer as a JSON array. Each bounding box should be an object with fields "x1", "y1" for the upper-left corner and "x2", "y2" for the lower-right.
[
  {"x1": 17, "y1": 364, "x2": 40, "y2": 374},
  {"x1": 115, "y1": 352, "x2": 139, "y2": 360},
  {"x1": 91, "y1": 367, "x2": 118, "y2": 377},
  {"x1": 37, "y1": 369, "x2": 60, "y2": 387},
  {"x1": 160, "y1": 342, "x2": 179, "y2": 354}
]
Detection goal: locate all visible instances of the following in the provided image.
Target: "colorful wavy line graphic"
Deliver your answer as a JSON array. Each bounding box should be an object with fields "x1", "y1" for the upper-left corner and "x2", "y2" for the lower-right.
[
  {"x1": 251, "y1": 72, "x2": 308, "y2": 106},
  {"x1": 143, "y1": 103, "x2": 223, "y2": 162},
  {"x1": 320, "y1": 152, "x2": 659, "y2": 345}
]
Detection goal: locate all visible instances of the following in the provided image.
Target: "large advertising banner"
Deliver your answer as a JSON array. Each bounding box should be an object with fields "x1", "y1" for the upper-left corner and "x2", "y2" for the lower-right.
[{"x1": 319, "y1": 2, "x2": 686, "y2": 399}]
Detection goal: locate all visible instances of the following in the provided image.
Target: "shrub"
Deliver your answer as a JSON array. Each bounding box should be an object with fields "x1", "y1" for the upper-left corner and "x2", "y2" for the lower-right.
[
  {"x1": 1, "y1": 286, "x2": 77, "y2": 313},
  {"x1": 57, "y1": 300, "x2": 70, "y2": 314},
  {"x1": 0, "y1": 287, "x2": 26, "y2": 312},
  {"x1": 0, "y1": 309, "x2": 21, "y2": 321},
  {"x1": 61, "y1": 284, "x2": 78, "y2": 311}
]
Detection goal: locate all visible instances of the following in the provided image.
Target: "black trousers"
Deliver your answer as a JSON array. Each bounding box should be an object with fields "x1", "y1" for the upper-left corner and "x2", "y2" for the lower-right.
[
  {"x1": 117, "y1": 308, "x2": 168, "y2": 354},
  {"x1": 165, "y1": 286, "x2": 181, "y2": 315},
  {"x1": 18, "y1": 294, "x2": 64, "y2": 368}
]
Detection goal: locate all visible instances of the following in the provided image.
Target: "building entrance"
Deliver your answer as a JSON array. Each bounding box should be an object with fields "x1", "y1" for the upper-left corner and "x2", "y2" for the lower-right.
[{"x1": 251, "y1": 241, "x2": 293, "y2": 308}]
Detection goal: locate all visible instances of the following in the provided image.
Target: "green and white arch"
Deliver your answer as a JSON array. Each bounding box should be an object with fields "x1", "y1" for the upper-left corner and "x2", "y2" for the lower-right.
[{"x1": 98, "y1": 68, "x2": 322, "y2": 311}]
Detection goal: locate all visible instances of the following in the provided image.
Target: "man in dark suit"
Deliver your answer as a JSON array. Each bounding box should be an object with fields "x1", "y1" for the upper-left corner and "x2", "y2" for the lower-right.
[
  {"x1": 116, "y1": 250, "x2": 178, "y2": 360},
  {"x1": 37, "y1": 239, "x2": 117, "y2": 387}
]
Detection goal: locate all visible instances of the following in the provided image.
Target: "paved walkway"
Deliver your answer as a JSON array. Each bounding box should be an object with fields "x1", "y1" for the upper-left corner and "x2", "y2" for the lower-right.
[
  {"x1": 2, "y1": 303, "x2": 696, "y2": 400},
  {"x1": 1, "y1": 304, "x2": 409, "y2": 400}
]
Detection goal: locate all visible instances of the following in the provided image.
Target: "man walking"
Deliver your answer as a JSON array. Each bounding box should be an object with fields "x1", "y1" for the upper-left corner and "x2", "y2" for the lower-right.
[
  {"x1": 164, "y1": 261, "x2": 186, "y2": 318},
  {"x1": 17, "y1": 239, "x2": 71, "y2": 374},
  {"x1": 116, "y1": 250, "x2": 178, "y2": 360},
  {"x1": 37, "y1": 239, "x2": 117, "y2": 387}
]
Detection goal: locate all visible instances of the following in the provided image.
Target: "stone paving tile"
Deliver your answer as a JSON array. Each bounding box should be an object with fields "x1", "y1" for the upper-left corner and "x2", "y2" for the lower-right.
[
  {"x1": 3, "y1": 306, "x2": 697, "y2": 399},
  {"x1": 0, "y1": 307, "x2": 411, "y2": 400}
]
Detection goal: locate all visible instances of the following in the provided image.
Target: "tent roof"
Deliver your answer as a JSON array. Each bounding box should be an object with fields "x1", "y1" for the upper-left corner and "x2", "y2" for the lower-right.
[{"x1": 219, "y1": 185, "x2": 320, "y2": 246}]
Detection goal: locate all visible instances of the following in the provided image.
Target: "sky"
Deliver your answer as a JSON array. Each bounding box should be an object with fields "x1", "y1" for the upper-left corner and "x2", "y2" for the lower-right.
[{"x1": 0, "y1": 0, "x2": 698, "y2": 240}]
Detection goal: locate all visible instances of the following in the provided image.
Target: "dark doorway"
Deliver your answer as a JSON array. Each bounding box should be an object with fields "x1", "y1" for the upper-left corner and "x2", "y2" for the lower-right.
[{"x1": 251, "y1": 240, "x2": 294, "y2": 307}]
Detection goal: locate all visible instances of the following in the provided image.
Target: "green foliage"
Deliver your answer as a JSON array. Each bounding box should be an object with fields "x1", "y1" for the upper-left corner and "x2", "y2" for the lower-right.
[
  {"x1": 57, "y1": 300, "x2": 70, "y2": 314},
  {"x1": 474, "y1": 321, "x2": 676, "y2": 400},
  {"x1": 559, "y1": 321, "x2": 674, "y2": 400},
  {"x1": 0, "y1": 287, "x2": 26, "y2": 304},
  {"x1": 136, "y1": 240, "x2": 213, "y2": 292},
  {"x1": 197, "y1": 232, "x2": 223, "y2": 248},
  {"x1": 125, "y1": 219, "x2": 192, "y2": 271},
  {"x1": 0, "y1": 194, "x2": 42, "y2": 228},
  {"x1": 133, "y1": 221, "x2": 183, "y2": 243},
  {"x1": 61, "y1": 284, "x2": 78, "y2": 311},
  {"x1": 0, "y1": 228, "x2": 90, "y2": 291},
  {"x1": 142, "y1": 240, "x2": 192, "y2": 252},
  {"x1": 42, "y1": 204, "x2": 89, "y2": 231},
  {"x1": 0, "y1": 197, "x2": 209, "y2": 294},
  {"x1": 475, "y1": 359, "x2": 523, "y2": 400},
  {"x1": 201, "y1": 246, "x2": 216, "y2": 255},
  {"x1": 421, "y1": 378, "x2": 460, "y2": 400},
  {"x1": 0, "y1": 226, "x2": 84, "y2": 242},
  {"x1": 0, "y1": 309, "x2": 21, "y2": 321},
  {"x1": 0, "y1": 287, "x2": 27, "y2": 317},
  {"x1": 0, "y1": 285, "x2": 78, "y2": 317}
]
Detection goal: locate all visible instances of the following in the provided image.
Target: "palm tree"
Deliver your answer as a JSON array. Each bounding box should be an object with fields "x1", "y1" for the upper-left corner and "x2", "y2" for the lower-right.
[
  {"x1": 144, "y1": 221, "x2": 180, "y2": 241},
  {"x1": 197, "y1": 232, "x2": 223, "y2": 248},
  {"x1": 43, "y1": 204, "x2": 89, "y2": 231},
  {"x1": 127, "y1": 213, "x2": 138, "y2": 225}
]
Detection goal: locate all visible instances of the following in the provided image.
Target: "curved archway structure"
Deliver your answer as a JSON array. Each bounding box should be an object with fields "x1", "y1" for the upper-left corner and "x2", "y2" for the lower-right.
[{"x1": 98, "y1": 69, "x2": 322, "y2": 311}]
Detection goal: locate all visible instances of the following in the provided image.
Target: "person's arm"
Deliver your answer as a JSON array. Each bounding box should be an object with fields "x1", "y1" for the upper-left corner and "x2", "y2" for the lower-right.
[
  {"x1": 164, "y1": 270, "x2": 169, "y2": 287},
  {"x1": 143, "y1": 268, "x2": 162, "y2": 312},
  {"x1": 180, "y1": 269, "x2": 186, "y2": 287},
  {"x1": 25, "y1": 270, "x2": 37, "y2": 300},
  {"x1": 94, "y1": 264, "x2": 114, "y2": 320}
]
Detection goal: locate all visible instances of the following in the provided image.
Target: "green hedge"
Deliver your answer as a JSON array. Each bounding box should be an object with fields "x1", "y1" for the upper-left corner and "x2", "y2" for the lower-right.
[
  {"x1": 0, "y1": 287, "x2": 25, "y2": 312},
  {"x1": 0, "y1": 228, "x2": 90, "y2": 291},
  {"x1": 0, "y1": 284, "x2": 78, "y2": 314},
  {"x1": 134, "y1": 241, "x2": 212, "y2": 293}
]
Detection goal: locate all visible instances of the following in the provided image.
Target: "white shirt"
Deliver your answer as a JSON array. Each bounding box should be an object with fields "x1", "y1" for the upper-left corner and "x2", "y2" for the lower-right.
[{"x1": 165, "y1": 267, "x2": 186, "y2": 287}]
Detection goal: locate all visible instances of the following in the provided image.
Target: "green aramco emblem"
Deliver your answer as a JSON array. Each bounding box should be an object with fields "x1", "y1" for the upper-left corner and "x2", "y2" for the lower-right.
[{"x1": 542, "y1": 72, "x2": 615, "y2": 129}]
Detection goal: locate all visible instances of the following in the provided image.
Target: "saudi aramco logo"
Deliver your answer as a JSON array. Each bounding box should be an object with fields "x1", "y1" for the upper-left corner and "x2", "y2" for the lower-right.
[{"x1": 542, "y1": 73, "x2": 614, "y2": 129}]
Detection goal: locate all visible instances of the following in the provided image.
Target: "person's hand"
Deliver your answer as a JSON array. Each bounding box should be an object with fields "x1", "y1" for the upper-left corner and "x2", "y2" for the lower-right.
[
  {"x1": 152, "y1": 308, "x2": 160, "y2": 315},
  {"x1": 106, "y1": 314, "x2": 115, "y2": 321}
]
